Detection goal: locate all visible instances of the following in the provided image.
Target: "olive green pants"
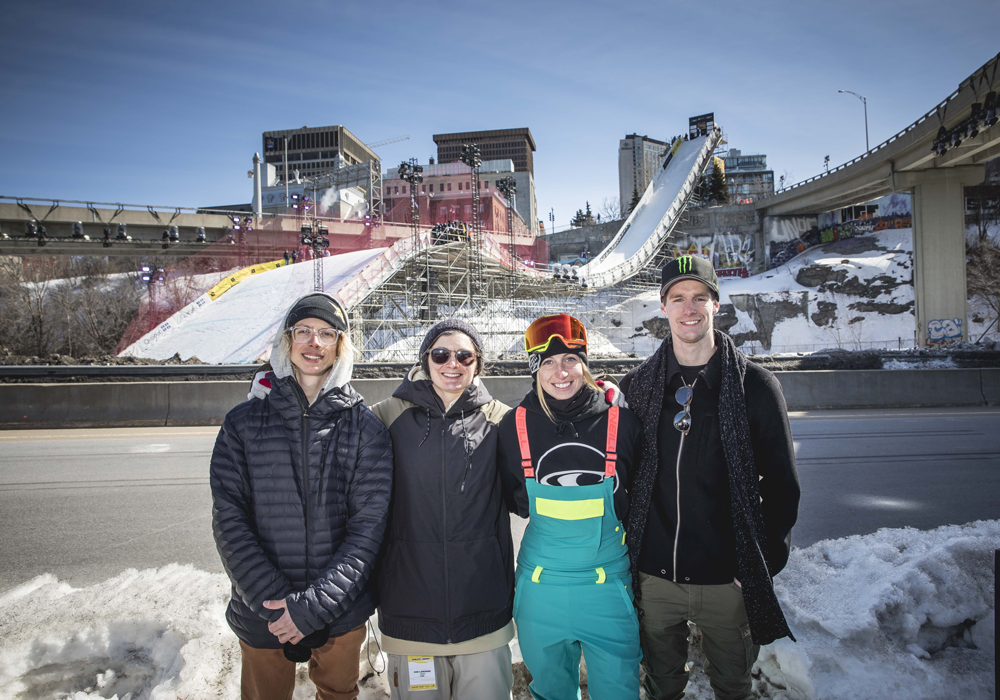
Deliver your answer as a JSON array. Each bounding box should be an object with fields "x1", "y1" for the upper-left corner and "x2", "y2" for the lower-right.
[{"x1": 636, "y1": 573, "x2": 759, "y2": 700}]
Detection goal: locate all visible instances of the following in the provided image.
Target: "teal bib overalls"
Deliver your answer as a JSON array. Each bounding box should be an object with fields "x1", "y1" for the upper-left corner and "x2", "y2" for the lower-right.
[{"x1": 512, "y1": 407, "x2": 641, "y2": 700}]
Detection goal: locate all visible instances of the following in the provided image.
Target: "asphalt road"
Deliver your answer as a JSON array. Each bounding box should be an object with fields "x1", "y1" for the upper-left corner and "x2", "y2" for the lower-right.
[{"x1": 1, "y1": 407, "x2": 998, "y2": 593}]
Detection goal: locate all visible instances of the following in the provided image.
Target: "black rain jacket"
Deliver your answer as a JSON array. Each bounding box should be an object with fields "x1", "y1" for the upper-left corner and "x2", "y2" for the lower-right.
[
  {"x1": 210, "y1": 374, "x2": 393, "y2": 649},
  {"x1": 371, "y1": 369, "x2": 513, "y2": 645}
]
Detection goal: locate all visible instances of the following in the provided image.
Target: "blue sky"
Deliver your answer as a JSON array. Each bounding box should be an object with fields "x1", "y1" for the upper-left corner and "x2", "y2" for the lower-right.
[{"x1": 1, "y1": 0, "x2": 997, "y2": 231}]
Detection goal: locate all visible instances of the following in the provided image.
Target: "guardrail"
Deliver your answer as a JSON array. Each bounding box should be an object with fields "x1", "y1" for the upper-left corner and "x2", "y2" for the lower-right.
[{"x1": 1, "y1": 368, "x2": 997, "y2": 428}]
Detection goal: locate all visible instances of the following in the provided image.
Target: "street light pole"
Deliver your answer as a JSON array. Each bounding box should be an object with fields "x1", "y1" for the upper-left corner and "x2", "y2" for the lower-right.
[{"x1": 838, "y1": 90, "x2": 869, "y2": 152}]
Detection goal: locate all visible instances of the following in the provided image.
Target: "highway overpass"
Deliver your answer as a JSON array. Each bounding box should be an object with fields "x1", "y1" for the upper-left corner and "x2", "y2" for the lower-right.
[{"x1": 754, "y1": 51, "x2": 1000, "y2": 346}]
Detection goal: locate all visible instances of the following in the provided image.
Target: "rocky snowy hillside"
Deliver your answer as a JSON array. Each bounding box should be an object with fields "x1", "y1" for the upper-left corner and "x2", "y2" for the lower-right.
[{"x1": 591, "y1": 228, "x2": 923, "y2": 356}]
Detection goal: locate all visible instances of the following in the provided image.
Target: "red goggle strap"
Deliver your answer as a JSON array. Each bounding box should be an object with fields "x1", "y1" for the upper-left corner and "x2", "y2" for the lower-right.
[
  {"x1": 605, "y1": 406, "x2": 619, "y2": 478},
  {"x1": 515, "y1": 407, "x2": 534, "y2": 478}
]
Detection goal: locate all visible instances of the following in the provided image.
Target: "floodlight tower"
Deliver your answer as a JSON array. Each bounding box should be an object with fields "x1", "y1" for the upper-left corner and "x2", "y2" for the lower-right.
[
  {"x1": 496, "y1": 175, "x2": 518, "y2": 304},
  {"x1": 398, "y1": 159, "x2": 426, "y2": 317},
  {"x1": 460, "y1": 144, "x2": 483, "y2": 295},
  {"x1": 301, "y1": 221, "x2": 330, "y2": 291}
]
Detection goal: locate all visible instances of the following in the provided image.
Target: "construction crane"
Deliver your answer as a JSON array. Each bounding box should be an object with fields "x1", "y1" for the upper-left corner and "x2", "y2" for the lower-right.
[{"x1": 365, "y1": 135, "x2": 410, "y2": 149}]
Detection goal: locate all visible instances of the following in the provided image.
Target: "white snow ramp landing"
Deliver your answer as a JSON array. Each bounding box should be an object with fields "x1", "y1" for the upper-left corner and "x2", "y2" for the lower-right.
[
  {"x1": 121, "y1": 248, "x2": 385, "y2": 364},
  {"x1": 577, "y1": 130, "x2": 722, "y2": 289}
]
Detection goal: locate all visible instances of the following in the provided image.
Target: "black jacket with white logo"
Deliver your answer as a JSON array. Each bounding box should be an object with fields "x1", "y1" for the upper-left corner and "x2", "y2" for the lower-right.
[{"x1": 372, "y1": 369, "x2": 513, "y2": 645}]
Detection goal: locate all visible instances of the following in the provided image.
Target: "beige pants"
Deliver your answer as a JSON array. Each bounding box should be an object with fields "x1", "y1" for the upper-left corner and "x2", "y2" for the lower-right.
[
  {"x1": 239, "y1": 624, "x2": 367, "y2": 700},
  {"x1": 388, "y1": 646, "x2": 513, "y2": 700}
]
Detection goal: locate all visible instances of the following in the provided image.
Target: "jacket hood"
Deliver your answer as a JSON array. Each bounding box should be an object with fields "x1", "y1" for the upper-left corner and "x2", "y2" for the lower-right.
[
  {"x1": 270, "y1": 292, "x2": 353, "y2": 405},
  {"x1": 393, "y1": 365, "x2": 493, "y2": 415}
]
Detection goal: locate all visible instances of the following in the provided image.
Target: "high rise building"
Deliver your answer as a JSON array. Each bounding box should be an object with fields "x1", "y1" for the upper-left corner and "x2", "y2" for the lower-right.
[
  {"x1": 261, "y1": 125, "x2": 378, "y2": 183},
  {"x1": 433, "y1": 128, "x2": 536, "y2": 176},
  {"x1": 723, "y1": 149, "x2": 774, "y2": 204},
  {"x1": 618, "y1": 134, "x2": 669, "y2": 215}
]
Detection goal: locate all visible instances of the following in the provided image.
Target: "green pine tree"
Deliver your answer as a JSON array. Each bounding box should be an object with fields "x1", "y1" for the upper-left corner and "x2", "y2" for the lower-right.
[
  {"x1": 629, "y1": 187, "x2": 641, "y2": 213},
  {"x1": 709, "y1": 160, "x2": 729, "y2": 204}
]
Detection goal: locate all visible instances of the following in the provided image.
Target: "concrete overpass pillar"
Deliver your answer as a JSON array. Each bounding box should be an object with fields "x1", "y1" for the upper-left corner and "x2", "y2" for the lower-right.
[{"x1": 896, "y1": 166, "x2": 984, "y2": 347}]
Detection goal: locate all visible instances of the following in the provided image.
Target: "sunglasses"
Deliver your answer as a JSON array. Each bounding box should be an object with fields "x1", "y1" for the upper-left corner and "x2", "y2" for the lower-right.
[
  {"x1": 524, "y1": 314, "x2": 587, "y2": 354},
  {"x1": 673, "y1": 385, "x2": 694, "y2": 434},
  {"x1": 428, "y1": 348, "x2": 477, "y2": 366}
]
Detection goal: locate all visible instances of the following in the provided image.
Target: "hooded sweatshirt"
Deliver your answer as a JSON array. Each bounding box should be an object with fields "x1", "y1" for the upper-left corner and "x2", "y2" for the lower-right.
[{"x1": 497, "y1": 385, "x2": 643, "y2": 523}]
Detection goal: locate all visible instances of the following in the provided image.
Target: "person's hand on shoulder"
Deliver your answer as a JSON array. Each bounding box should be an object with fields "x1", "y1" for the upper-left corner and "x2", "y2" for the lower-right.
[
  {"x1": 247, "y1": 370, "x2": 273, "y2": 401},
  {"x1": 595, "y1": 377, "x2": 628, "y2": 409}
]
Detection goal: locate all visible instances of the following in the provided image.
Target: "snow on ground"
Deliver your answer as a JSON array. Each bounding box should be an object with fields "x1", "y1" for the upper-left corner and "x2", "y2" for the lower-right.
[
  {"x1": 121, "y1": 249, "x2": 386, "y2": 364},
  {"x1": 1, "y1": 522, "x2": 994, "y2": 700}
]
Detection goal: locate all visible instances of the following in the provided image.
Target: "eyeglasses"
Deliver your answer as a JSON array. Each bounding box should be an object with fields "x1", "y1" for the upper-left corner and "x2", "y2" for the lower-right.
[
  {"x1": 288, "y1": 326, "x2": 341, "y2": 346},
  {"x1": 428, "y1": 348, "x2": 477, "y2": 366},
  {"x1": 673, "y1": 385, "x2": 694, "y2": 434},
  {"x1": 524, "y1": 314, "x2": 587, "y2": 354}
]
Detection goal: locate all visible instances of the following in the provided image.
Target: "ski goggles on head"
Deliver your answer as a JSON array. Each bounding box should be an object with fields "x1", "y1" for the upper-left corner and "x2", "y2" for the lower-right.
[{"x1": 524, "y1": 314, "x2": 588, "y2": 354}]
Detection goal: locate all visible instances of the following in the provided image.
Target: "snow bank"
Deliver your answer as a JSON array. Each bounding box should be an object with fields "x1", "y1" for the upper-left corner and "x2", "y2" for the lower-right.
[
  {"x1": 0, "y1": 565, "x2": 389, "y2": 700},
  {"x1": 1, "y1": 522, "x2": 994, "y2": 699},
  {"x1": 756, "y1": 520, "x2": 997, "y2": 699}
]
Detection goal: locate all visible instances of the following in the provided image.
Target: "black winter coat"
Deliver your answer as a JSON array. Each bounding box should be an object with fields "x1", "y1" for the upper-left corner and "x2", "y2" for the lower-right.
[
  {"x1": 371, "y1": 370, "x2": 513, "y2": 645},
  {"x1": 210, "y1": 374, "x2": 394, "y2": 649}
]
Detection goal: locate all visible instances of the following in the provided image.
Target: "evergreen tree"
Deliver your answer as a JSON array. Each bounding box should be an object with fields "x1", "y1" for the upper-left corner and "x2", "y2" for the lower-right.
[
  {"x1": 584, "y1": 201, "x2": 594, "y2": 225},
  {"x1": 629, "y1": 187, "x2": 641, "y2": 213},
  {"x1": 709, "y1": 159, "x2": 729, "y2": 204},
  {"x1": 570, "y1": 209, "x2": 586, "y2": 227}
]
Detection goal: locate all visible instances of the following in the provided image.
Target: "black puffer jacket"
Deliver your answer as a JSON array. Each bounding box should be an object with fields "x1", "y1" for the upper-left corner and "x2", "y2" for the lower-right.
[
  {"x1": 372, "y1": 369, "x2": 512, "y2": 645},
  {"x1": 210, "y1": 374, "x2": 393, "y2": 649}
]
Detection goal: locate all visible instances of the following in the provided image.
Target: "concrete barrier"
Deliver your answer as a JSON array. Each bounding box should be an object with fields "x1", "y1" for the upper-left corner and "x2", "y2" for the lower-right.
[{"x1": 1, "y1": 369, "x2": 996, "y2": 429}]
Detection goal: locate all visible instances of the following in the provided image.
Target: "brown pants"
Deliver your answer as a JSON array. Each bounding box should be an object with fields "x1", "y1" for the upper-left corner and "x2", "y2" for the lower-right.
[{"x1": 240, "y1": 624, "x2": 367, "y2": 700}]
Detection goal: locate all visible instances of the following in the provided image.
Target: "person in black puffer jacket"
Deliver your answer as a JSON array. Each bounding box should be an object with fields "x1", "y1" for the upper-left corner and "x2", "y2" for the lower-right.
[
  {"x1": 211, "y1": 292, "x2": 393, "y2": 700},
  {"x1": 371, "y1": 319, "x2": 514, "y2": 700}
]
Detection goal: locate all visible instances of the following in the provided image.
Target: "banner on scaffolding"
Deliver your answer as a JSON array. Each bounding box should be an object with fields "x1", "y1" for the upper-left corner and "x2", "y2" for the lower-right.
[{"x1": 207, "y1": 259, "x2": 287, "y2": 300}]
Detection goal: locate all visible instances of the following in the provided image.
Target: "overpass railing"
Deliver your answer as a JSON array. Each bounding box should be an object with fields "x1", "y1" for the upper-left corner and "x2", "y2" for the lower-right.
[{"x1": 761, "y1": 50, "x2": 1000, "y2": 199}]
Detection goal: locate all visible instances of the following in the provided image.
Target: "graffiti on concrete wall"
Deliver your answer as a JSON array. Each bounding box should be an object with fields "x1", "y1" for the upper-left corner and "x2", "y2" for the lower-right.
[
  {"x1": 767, "y1": 194, "x2": 913, "y2": 268},
  {"x1": 667, "y1": 232, "x2": 754, "y2": 277},
  {"x1": 927, "y1": 318, "x2": 963, "y2": 346}
]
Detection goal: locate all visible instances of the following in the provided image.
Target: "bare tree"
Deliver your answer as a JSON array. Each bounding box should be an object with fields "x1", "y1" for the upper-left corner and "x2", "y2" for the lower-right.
[
  {"x1": 600, "y1": 196, "x2": 623, "y2": 222},
  {"x1": 967, "y1": 238, "x2": 1000, "y2": 340}
]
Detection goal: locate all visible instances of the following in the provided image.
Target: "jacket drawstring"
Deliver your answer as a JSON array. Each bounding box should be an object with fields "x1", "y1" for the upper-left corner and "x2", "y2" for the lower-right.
[
  {"x1": 459, "y1": 409, "x2": 474, "y2": 493},
  {"x1": 417, "y1": 406, "x2": 432, "y2": 447}
]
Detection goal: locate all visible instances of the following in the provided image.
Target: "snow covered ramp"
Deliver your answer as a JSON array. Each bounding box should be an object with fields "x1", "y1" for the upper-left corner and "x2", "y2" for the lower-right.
[{"x1": 576, "y1": 129, "x2": 722, "y2": 288}]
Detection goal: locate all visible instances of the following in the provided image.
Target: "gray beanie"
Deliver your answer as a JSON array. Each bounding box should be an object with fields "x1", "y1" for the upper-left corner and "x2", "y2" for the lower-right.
[{"x1": 418, "y1": 319, "x2": 484, "y2": 358}]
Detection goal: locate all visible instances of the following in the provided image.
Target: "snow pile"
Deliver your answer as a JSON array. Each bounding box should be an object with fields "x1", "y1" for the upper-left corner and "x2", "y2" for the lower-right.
[
  {"x1": 0, "y1": 523, "x2": 994, "y2": 699},
  {"x1": 0, "y1": 565, "x2": 389, "y2": 700},
  {"x1": 756, "y1": 520, "x2": 997, "y2": 699}
]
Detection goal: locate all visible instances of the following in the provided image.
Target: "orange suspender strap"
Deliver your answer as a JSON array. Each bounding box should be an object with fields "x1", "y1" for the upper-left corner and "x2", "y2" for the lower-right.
[
  {"x1": 515, "y1": 406, "x2": 534, "y2": 479},
  {"x1": 605, "y1": 406, "x2": 619, "y2": 478}
]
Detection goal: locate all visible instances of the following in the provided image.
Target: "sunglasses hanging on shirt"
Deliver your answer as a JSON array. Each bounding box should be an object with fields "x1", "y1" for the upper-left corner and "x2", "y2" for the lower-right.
[{"x1": 673, "y1": 379, "x2": 698, "y2": 435}]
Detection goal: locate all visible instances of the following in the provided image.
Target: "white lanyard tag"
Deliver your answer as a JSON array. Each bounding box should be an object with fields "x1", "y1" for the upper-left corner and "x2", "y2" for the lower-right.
[{"x1": 407, "y1": 655, "x2": 437, "y2": 691}]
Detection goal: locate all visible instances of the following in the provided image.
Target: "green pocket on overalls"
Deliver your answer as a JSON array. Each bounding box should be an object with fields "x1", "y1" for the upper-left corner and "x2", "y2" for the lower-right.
[{"x1": 533, "y1": 496, "x2": 604, "y2": 562}]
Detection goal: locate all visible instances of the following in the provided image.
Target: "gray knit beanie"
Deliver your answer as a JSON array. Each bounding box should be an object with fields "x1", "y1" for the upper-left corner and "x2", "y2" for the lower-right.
[{"x1": 418, "y1": 319, "x2": 484, "y2": 358}]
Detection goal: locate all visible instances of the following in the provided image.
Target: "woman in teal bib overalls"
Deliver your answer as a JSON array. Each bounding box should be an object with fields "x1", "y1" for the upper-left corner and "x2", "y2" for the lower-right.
[{"x1": 498, "y1": 314, "x2": 643, "y2": 700}]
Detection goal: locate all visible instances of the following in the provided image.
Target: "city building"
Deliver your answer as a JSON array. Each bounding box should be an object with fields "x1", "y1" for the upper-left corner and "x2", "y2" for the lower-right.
[
  {"x1": 383, "y1": 158, "x2": 534, "y2": 239},
  {"x1": 433, "y1": 128, "x2": 536, "y2": 176},
  {"x1": 261, "y1": 125, "x2": 378, "y2": 183},
  {"x1": 723, "y1": 149, "x2": 774, "y2": 204},
  {"x1": 618, "y1": 134, "x2": 670, "y2": 215}
]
